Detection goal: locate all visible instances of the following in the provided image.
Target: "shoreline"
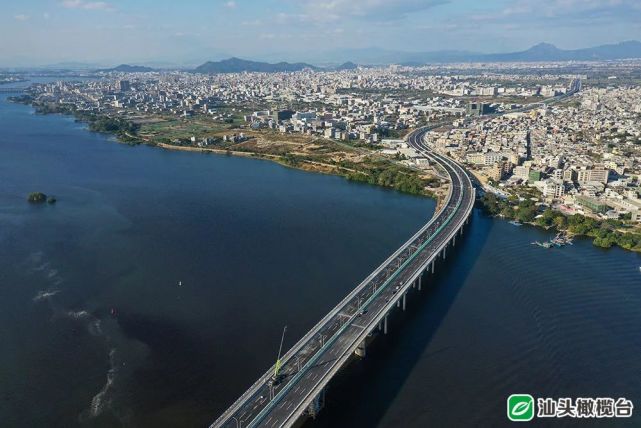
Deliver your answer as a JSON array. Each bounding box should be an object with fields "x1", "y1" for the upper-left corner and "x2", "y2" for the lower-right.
[
  {"x1": 10, "y1": 96, "x2": 444, "y2": 203},
  {"x1": 153, "y1": 144, "x2": 442, "y2": 211},
  {"x1": 480, "y1": 196, "x2": 641, "y2": 254},
  {"x1": 14, "y1": 97, "x2": 639, "y2": 254},
  {"x1": 153, "y1": 142, "x2": 447, "y2": 208}
]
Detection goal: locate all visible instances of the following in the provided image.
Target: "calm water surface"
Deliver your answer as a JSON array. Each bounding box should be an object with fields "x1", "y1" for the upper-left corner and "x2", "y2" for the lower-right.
[{"x1": 0, "y1": 81, "x2": 640, "y2": 427}]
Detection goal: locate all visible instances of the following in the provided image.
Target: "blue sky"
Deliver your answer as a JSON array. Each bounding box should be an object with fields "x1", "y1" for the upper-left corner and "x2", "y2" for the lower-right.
[{"x1": 3, "y1": 0, "x2": 641, "y2": 66}]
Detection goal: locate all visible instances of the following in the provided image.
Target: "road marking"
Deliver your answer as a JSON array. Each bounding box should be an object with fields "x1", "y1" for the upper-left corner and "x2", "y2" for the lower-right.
[{"x1": 213, "y1": 141, "x2": 474, "y2": 427}]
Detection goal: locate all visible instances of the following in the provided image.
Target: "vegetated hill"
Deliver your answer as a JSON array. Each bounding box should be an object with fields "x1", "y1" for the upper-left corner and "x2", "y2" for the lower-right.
[
  {"x1": 99, "y1": 64, "x2": 155, "y2": 72},
  {"x1": 335, "y1": 61, "x2": 359, "y2": 71},
  {"x1": 194, "y1": 57, "x2": 318, "y2": 73}
]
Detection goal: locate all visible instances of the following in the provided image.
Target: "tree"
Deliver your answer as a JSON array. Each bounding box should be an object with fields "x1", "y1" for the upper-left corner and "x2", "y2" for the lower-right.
[
  {"x1": 517, "y1": 205, "x2": 538, "y2": 223},
  {"x1": 553, "y1": 215, "x2": 567, "y2": 230}
]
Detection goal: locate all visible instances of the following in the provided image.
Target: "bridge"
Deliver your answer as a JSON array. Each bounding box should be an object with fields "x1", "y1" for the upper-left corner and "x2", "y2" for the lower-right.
[{"x1": 211, "y1": 127, "x2": 475, "y2": 428}]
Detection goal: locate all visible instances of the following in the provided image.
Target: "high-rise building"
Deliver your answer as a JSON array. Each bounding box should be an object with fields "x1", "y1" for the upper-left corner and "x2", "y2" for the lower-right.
[
  {"x1": 467, "y1": 102, "x2": 493, "y2": 116},
  {"x1": 118, "y1": 80, "x2": 131, "y2": 92}
]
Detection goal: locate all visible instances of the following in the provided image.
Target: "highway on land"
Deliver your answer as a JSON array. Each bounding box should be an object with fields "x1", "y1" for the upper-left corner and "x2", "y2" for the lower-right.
[{"x1": 211, "y1": 127, "x2": 475, "y2": 428}]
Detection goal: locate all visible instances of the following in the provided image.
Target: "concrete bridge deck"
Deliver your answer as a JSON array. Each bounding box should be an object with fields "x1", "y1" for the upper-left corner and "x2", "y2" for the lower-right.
[{"x1": 211, "y1": 127, "x2": 475, "y2": 428}]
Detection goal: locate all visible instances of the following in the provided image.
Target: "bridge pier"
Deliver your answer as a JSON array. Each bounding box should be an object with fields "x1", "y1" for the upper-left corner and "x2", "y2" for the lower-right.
[
  {"x1": 306, "y1": 388, "x2": 326, "y2": 419},
  {"x1": 210, "y1": 128, "x2": 477, "y2": 428}
]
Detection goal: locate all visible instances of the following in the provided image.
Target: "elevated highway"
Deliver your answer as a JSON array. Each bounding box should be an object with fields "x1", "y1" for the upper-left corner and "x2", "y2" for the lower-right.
[{"x1": 211, "y1": 127, "x2": 475, "y2": 428}]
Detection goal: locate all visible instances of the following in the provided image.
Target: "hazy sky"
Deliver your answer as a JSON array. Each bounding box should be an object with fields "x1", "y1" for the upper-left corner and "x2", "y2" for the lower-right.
[{"x1": 3, "y1": 0, "x2": 641, "y2": 66}]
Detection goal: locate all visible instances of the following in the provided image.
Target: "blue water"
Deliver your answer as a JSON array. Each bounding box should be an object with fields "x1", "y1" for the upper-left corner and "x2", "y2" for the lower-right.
[
  {"x1": 0, "y1": 84, "x2": 434, "y2": 427},
  {"x1": 1, "y1": 81, "x2": 640, "y2": 427}
]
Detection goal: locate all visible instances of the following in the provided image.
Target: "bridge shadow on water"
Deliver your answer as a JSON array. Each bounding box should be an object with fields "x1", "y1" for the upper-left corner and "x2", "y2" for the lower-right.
[{"x1": 304, "y1": 208, "x2": 493, "y2": 428}]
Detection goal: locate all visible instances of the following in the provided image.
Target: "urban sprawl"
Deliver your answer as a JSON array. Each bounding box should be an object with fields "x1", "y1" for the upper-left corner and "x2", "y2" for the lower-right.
[{"x1": 11, "y1": 60, "x2": 641, "y2": 241}]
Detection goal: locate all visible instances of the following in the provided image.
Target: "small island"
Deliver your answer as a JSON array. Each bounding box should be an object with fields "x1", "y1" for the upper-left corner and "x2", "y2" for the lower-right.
[
  {"x1": 27, "y1": 192, "x2": 56, "y2": 204},
  {"x1": 28, "y1": 192, "x2": 47, "y2": 203}
]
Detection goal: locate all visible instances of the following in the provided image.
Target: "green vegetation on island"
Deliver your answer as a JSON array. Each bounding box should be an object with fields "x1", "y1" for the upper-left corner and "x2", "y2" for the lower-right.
[{"x1": 28, "y1": 192, "x2": 47, "y2": 203}]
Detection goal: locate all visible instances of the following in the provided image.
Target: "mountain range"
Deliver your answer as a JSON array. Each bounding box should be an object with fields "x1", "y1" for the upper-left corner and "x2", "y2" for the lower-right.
[
  {"x1": 98, "y1": 64, "x2": 156, "y2": 73},
  {"x1": 193, "y1": 57, "x2": 318, "y2": 74},
  {"x1": 189, "y1": 41, "x2": 641, "y2": 73},
  {"x1": 56, "y1": 40, "x2": 641, "y2": 74},
  {"x1": 318, "y1": 41, "x2": 641, "y2": 65}
]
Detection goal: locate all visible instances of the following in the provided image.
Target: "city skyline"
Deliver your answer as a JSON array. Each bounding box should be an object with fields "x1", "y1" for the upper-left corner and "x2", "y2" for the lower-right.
[{"x1": 3, "y1": 0, "x2": 641, "y2": 67}]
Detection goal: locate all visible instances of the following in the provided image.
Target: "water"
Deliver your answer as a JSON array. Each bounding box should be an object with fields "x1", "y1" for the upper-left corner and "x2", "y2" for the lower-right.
[
  {"x1": 307, "y1": 217, "x2": 641, "y2": 427},
  {"x1": 1, "y1": 83, "x2": 640, "y2": 427},
  {"x1": 0, "y1": 84, "x2": 433, "y2": 427}
]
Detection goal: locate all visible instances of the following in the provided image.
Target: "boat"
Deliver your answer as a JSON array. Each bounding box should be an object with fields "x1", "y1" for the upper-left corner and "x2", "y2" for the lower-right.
[
  {"x1": 532, "y1": 241, "x2": 552, "y2": 248},
  {"x1": 509, "y1": 220, "x2": 522, "y2": 226}
]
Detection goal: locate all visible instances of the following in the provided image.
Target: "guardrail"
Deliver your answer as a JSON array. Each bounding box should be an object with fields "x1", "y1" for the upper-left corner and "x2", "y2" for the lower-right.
[
  {"x1": 277, "y1": 130, "x2": 475, "y2": 426},
  {"x1": 212, "y1": 127, "x2": 475, "y2": 428}
]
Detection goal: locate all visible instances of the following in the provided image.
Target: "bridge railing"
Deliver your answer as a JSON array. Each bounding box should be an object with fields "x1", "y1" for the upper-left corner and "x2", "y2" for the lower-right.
[
  {"x1": 212, "y1": 129, "x2": 456, "y2": 427},
  {"x1": 276, "y1": 132, "x2": 474, "y2": 426},
  {"x1": 211, "y1": 127, "x2": 471, "y2": 428}
]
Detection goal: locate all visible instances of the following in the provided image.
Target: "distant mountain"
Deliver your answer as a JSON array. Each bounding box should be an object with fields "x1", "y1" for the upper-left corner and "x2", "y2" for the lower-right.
[
  {"x1": 99, "y1": 64, "x2": 155, "y2": 73},
  {"x1": 335, "y1": 61, "x2": 359, "y2": 71},
  {"x1": 481, "y1": 41, "x2": 641, "y2": 62},
  {"x1": 194, "y1": 57, "x2": 318, "y2": 73},
  {"x1": 318, "y1": 41, "x2": 641, "y2": 64}
]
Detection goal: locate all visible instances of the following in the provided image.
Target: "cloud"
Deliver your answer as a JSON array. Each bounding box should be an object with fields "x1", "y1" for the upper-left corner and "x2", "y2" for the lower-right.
[
  {"x1": 225, "y1": 1, "x2": 237, "y2": 8},
  {"x1": 61, "y1": 0, "x2": 114, "y2": 11},
  {"x1": 14, "y1": 14, "x2": 30, "y2": 21},
  {"x1": 498, "y1": 0, "x2": 639, "y2": 18},
  {"x1": 299, "y1": 0, "x2": 448, "y2": 21},
  {"x1": 465, "y1": 0, "x2": 641, "y2": 30}
]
